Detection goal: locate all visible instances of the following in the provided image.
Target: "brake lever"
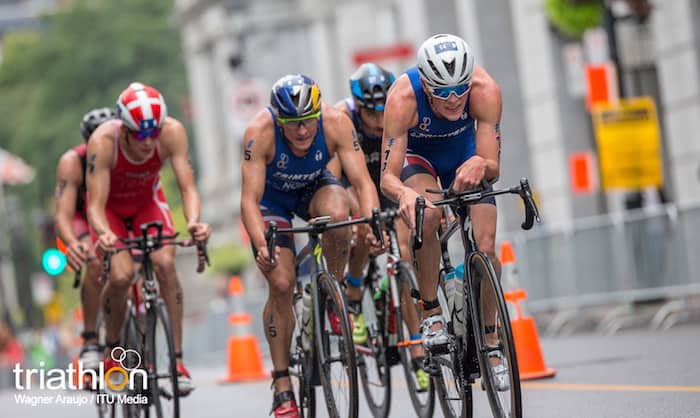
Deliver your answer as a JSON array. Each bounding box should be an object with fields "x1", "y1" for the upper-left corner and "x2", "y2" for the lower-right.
[
  {"x1": 265, "y1": 221, "x2": 278, "y2": 265},
  {"x1": 414, "y1": 196, "x2": 425, "y2": 250},
  {"x1": 370, "y1": 208, "x2": 385, "y2": 249}
]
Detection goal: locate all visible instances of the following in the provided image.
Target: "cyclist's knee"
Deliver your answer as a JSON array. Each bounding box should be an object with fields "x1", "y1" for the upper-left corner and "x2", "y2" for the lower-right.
[
  {"x1": 85, "y1": 258, "x2": 103, "y2": 283},
  {"x1": 475, "y1": 233, "x2": 496, "y2": 260},
  {"x1": 108, "y1": 269, "x2": 133, "y2": 291},
  {"x1": 153, "y1": 257, "x2": 177, "y2": 281},
  {"x1": 268, "y1": 275, "x2": 295, "y2": 299},
  {"x1": 422, "y1": 206, "x2": 442, "y2": 235}
]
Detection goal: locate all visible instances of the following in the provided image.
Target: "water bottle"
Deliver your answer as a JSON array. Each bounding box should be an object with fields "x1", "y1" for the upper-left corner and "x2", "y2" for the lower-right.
[
  {"x1": 300, "y1": 285, "x2": 313, "y2": 351},
  {"x1": 444, "y1": 266, "x2": 457, "y2": 312},
  {"x1": 453, "y1": 264, "x2": 466, "y2": 337}
]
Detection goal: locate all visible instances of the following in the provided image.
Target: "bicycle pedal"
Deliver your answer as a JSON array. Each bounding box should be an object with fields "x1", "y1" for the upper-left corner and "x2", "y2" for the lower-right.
[{"x1": 427, "y1": 342, "x2": 451, "y2": 356}]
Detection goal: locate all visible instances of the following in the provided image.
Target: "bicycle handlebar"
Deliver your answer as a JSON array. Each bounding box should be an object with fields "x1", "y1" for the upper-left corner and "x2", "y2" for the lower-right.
[
  {"x1": 415, "y1": 177, "x2": 541, "y2": 235},
  {"x1": 265, "y1": 214, "x2": 386, "y2": 265},
  {"x1": 100, "y1": 221, "x2": 210, "y2": 282}
]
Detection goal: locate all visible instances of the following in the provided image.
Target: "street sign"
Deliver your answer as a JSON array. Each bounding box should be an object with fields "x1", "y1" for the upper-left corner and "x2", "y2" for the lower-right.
[
  {"x1": 231, "y1": 79, "x2": 267, "y2": 122},
  {"x1": 592, "y1": 96, "x2": 663, "y2": 190}
]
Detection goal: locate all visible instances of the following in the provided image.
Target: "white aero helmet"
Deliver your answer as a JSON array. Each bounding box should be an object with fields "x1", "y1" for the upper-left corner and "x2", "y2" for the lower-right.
[{"x1": 417, "y1": 34, "x2": 475, "y2": 88}]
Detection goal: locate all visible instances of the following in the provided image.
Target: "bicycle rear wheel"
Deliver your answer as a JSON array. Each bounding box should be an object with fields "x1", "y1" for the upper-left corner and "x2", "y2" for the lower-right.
[
  {"x1": 356, "y1": 278, "x2": 391, "y2": 418},
  {"x1": 395, "y1": 261, "x2": 435, "y2": 418},
  {"x1": 146, "y1": 298, "x2": 180, "y2": 418},
  {"x1": 468, "y1": 252, "x2": 522, "y2": 418},
  {"x1": 316, "y1": 272, "x2": 359, "y2": 418}
]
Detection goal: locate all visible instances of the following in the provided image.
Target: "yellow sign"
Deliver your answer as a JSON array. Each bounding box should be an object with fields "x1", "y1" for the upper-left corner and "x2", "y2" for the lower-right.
[{"x1": 592, "y1": 96, "x2": 663, "y2": 190}]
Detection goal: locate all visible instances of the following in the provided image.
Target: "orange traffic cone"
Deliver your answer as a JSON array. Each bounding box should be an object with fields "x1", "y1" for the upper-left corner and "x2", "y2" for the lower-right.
[
  {"x1": 218, "y1": 276, "x2": 268, "y2": 383},
  {"x1": 500, "y1": 241, "x2": 556, "y2": 381},
  {"x1": 505, "y1": 290, "x2": 556, "y2": 380}
]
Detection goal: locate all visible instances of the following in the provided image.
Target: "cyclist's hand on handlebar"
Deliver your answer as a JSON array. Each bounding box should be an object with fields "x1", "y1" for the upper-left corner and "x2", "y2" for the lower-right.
[
  {"x1": 398, "y1": 188, "x2": 434, "y2": 231},
  {"x1": 188, "y1": 221, "x2": 212, "y2": 242},
  {"x1": 364, "y1": 227, "x2": 388, "y2": 256},
  {"x1": 255, "y1": 245, "x2": 279, "y2": 272},
  {"x1": 66, "y1": 241, "x2": 88, "y2": 271},
  {"x1": 97, "y1": 230, "x2": 118, "y2": 254},
  {"x1": 452, "y1": 156, "x2": 487, "y2": 192}
]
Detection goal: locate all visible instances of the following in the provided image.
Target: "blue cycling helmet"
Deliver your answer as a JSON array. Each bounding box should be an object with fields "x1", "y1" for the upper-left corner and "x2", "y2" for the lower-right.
[
  {"x1": 270, "y1": 74, "x2": 322, "y2": 118},
  {"x1": 349, "y1": 63, "x2": 396, "y2": 111}
]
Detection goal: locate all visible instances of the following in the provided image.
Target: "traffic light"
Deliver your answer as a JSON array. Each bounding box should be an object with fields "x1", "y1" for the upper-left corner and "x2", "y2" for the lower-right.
[{"x1": 42, "y1": 248, "x2": 67, "y2": 276}]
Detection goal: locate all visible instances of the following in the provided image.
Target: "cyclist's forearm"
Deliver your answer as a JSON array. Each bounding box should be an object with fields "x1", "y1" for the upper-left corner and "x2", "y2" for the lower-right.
[
  {"x1": 181, "y1": 187, "x2": 201, "y2": 224},
  {"x1": 55, "y1": 212, "x2": 79, "y2": 246},
  {"x1": 87, "y1": 207, "x2": 111, "y2": 236},
  {"x1": 381, "y1": 173, "x2": 409, "y2": 203},
  {"x1": 241, "y1": 200, "x2": 266, "y2": 249}
]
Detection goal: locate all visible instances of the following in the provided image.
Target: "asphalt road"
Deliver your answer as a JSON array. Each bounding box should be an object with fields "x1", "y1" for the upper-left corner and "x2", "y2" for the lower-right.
[{"x1": 2, "y1": 323, "x2": 699, "y2": 417}]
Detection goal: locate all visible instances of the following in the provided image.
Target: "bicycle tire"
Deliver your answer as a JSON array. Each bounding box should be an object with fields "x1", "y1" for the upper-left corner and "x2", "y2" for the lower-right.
[
  {"x1": 146, "y1": 298, "x2": 180, "y2": 418},
  {"x1": 356, "y1": 280, "x2": 391, "y2": 418},
  {"x1": 118, "y1": 302, "x2": 147, "y2": 418},
  {"x1": 468, "y1": 252, "x2": 522, "y2": 418},
  {"x1": 395, "y1": 261, "x2": 435, "y2": 418},
  {"x1": 430, "y1": 279, "x2": 470, "y2": 418},
  {"x1": 315, "y1": 272, "x2": 359, "y2": 418},
  {"x1": 93, "y1": 310, "x2": 114, "y2": 418},
  {"x1": 292, "y1": 325, "x2": 316, "y2": 417}
]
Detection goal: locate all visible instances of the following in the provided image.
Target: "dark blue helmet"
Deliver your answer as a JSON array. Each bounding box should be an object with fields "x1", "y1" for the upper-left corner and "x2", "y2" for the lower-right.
[
  {"x1": 270, "y1": 74, "x2": 322, "y2": 118},
  {"x1": 349, "y1": 63, "x2": 396, "y2": 111}
]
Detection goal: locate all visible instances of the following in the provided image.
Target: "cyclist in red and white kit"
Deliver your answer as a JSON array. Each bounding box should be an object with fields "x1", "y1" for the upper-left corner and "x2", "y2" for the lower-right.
[
  {"x1": 86, "y1": 82, "x2": 211, "y2": 395},
  {"x1": 54, "y1": 108, "x2": 116, "y2": 370}
]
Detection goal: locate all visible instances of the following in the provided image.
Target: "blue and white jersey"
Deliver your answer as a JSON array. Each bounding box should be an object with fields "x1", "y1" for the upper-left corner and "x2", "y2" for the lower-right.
[
  {"x1": 404, "y1": 66, "x2": 476, "y2": 185},
  {"x1": 261, "y1": 107, "x2": 333, "y2": 215}
]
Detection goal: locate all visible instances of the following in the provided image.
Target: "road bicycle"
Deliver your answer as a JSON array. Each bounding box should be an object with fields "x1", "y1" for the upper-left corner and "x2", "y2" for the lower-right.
[
  {"x1": 414, "y1": 178, "x2": 540, "y2": 418},
  {"x1": 266, "y1": 215, "x2": 382, "y2": 418},
  {"x1": 101, "y1": 221, "x2": 209, "y2": 418},
  {"x1": 353, "y1": 208, "x2": 435, "y2": 418}
]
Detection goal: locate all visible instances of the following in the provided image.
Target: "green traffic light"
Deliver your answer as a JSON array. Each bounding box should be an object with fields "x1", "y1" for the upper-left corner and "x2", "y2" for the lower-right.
[{"x1": 42, "y1": 248, "x2": 67, "y2": 276}]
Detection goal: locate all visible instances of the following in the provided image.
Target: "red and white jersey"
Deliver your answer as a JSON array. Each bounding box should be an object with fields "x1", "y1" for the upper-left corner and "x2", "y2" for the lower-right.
[{"x1": 107, "y1": 122, "x2": 164, "y2": 218}]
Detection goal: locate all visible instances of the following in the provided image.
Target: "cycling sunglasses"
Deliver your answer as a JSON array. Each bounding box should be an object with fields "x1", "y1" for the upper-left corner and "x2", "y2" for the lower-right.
[
  {"x1": 429, "y1": 83, "x2": 470, "y2": 100},
  {"x1": 130, "y1": 127, "x2": 162, "y2": 140},
  {"x1": 276, "y1": 110, "x2": 321, "y2": 126}
]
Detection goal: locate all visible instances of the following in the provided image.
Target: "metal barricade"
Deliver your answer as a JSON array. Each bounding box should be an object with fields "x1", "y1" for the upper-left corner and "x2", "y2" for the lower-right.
[{"x1": 506, "y1": 202, "x2": 700, "y2": 334}]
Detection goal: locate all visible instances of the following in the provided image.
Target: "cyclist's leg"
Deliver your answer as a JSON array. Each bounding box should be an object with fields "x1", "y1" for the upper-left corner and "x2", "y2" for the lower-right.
[
  {"x1": 343, "y1": 184, "x2": 369, "y2": 344},
  {"x1": 253, "y1": 211, "x2": 297, "y2": 411},
  {"x1": 75, "y1": 214, "x2": 103, "y2": 368},
  {"x1": 92, "y1": 208, "x2": 133, "y2": 353},
  {"x1": 404, "y1": 169, "x2": 441, "y2": 310},
  {"x1": 395, "y1": 219, "x2": 423, "y2": 349},
  {"x1": 470, "y1": 201, "x2": 500, "y2": 348},
  {"x1": 302, "y1": 175, "x2": 351, "y2": 283}
]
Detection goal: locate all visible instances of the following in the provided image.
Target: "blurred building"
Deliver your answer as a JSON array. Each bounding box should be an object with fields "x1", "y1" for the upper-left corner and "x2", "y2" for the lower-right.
[{"x1": 174, "y1": 0, "x2": 700, "y2": 239}]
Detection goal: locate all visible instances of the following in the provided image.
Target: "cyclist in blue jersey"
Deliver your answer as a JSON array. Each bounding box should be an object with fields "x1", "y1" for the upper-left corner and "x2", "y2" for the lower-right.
[
  {"x1": 380, "y1": 34, "x2": 504, "y2": 359},
  {"x1": 335, "y1": 63, "x2": 429, "y2": 389},
  {"x1": 240, "y1": 74, "x2": 381, "y2": 418}
]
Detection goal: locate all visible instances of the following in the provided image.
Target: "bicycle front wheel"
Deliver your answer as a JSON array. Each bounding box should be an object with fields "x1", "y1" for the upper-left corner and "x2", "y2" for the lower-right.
[
  {"x1": 146, "y1": 298, "x2": 180, "y2": 418},
  {"x1": 315, "y1": 272, "x2": 359, "y2": 418},
  {"x1": 468, "y1": 252, "x2": 522, "y2": 418},
  {"x1": 356, "y1": 278, "x2": 391, "y2": 418},
  {"x1": 431, "y1": 279, "x2": 470, "y2": 418}
]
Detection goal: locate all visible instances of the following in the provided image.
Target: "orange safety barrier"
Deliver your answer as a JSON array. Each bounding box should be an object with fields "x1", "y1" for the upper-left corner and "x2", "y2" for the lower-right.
[
  {"x1": 219, "y1": 276, "x2": 268, "y2": 383},
  {"x1": 505, "y1": 289, "x2": 556, "y2": 380}
]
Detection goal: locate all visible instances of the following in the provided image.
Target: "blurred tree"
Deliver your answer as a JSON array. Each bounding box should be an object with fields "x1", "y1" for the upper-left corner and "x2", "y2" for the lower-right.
[
  {"x1": 0, "y1": 0, "x2": 189, "y2": 205},
  {"x1": 0, "y1": 0, "x2": 191, "y2": 325}
]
